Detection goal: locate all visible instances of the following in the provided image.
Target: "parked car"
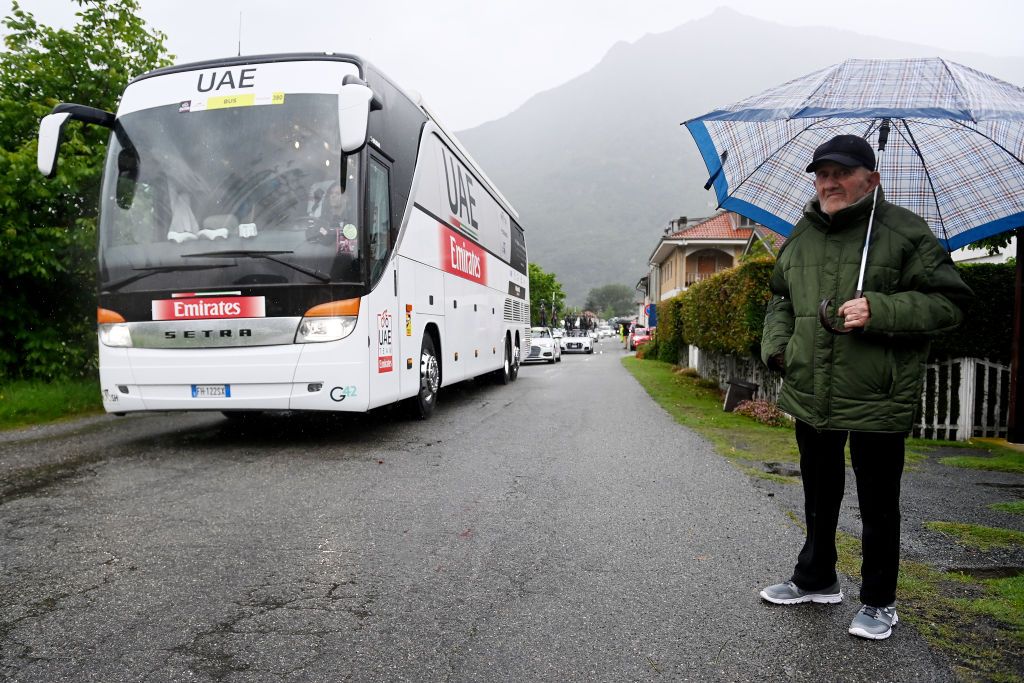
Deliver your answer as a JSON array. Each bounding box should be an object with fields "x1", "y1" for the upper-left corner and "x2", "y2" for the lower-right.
[
  {"x1": 561, "y1": 329, "x2": 594, "y2": 354},
  {"x1": 524, "y1": 326, "x2": 561, "y2": 364},
  {"x1": 628, "y1": 326, "x2": 653, "y2": 351}
]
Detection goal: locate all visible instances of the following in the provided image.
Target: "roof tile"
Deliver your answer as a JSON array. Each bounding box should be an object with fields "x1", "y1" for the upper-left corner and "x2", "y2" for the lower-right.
[{"x1": 668, "y1": 212, "x2": 753, "y2": 240}]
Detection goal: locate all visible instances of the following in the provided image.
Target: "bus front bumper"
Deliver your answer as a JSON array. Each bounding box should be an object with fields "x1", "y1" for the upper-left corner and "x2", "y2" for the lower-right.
[{"x1": 99, "y1": 341, "x2": 370, "y2": 413}]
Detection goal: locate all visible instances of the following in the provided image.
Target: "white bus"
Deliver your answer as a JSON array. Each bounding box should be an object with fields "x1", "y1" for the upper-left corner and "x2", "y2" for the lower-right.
[{"x1": 37, "y1": 53, "x2": 530, "y2": 419}]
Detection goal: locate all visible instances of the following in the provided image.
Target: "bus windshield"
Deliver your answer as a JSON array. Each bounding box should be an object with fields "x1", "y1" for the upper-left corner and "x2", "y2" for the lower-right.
[{"x1": 98, "y1": 93, "x2": 362, "y2": 293}]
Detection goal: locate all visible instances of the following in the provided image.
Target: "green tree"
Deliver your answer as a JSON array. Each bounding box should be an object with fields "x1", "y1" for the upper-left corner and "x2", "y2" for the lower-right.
[
  {"x1": 528, "y1": 262, "x2": 566, "y2": 326},
  {"x1": 0, "y1": 0, "x2": 172, "y2": 380},
  {"x1": 964, "y1": 229, "x2": 1018, "y2": 258},
  {"x1": 584, "y1": 283, "x2": 634, "y2": 318}
]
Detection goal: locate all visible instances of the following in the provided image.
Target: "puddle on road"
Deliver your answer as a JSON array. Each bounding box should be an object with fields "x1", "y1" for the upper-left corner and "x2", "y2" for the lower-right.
[
  {"x1": 948, "y1": 566, "x2": 1024, "y2": 579},
  {"x1": 977, "y1": 482, "x2": 1024, "y2": 496}
]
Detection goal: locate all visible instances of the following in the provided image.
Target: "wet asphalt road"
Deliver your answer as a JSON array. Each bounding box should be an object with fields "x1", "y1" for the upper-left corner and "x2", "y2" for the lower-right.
[{"x1": 0, "y1": 344, "x2": 953, "y2": 682}]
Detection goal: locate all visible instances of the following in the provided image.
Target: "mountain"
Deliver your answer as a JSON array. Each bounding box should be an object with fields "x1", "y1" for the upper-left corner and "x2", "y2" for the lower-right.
[{"x1": 455, "y1": 7, "x2": 1024, "y2": 303}]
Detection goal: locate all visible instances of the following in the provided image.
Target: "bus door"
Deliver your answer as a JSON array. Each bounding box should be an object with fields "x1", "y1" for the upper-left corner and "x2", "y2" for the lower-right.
[{"x1": 364, "y1": 155, "x2": 400, "y2": 408}]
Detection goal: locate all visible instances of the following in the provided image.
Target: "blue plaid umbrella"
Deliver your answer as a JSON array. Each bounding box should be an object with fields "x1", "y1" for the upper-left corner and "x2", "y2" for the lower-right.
[{"x1": 684, "y1": 58, "x2": 1024, "y2": 251}]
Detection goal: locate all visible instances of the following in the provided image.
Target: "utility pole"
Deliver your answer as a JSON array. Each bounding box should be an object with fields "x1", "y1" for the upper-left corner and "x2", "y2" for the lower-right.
[{"x1": 1008, "y1": 227, "x2": 1023, "y2": 443}]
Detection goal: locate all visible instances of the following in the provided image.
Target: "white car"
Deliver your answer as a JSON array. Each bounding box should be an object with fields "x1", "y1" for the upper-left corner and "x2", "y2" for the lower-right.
[
  {"x1": 560, "y1": 329, "x2": 594, "y2": 354},
  {"x1": 524, "y1": 326, "x2": 562, "y2": 363}
]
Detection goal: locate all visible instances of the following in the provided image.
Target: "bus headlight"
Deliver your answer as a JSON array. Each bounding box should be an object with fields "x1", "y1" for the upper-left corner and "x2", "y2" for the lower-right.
[
  {"x1": 99, "y1": 323, "x2": 133, "y2": 347},
  {"x1": 296, "y1": 298, "x2": 360, "y2": 343},
  {"x1": 295, "y1": 316, "x2": 357, "y2": 343}
]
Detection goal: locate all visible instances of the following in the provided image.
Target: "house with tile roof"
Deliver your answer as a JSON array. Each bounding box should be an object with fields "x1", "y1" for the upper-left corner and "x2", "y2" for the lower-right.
[{"x1": 646, "y1": 211, "x2": 759, "y2": 302}]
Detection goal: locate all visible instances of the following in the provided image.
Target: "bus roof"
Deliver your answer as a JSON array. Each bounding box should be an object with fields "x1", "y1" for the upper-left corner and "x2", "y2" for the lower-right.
[{"x1": 129, "y1": 52, "x2": 520, "y2": 222}]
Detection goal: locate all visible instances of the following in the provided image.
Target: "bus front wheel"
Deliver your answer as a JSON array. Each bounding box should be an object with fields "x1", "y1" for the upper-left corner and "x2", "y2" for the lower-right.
[
  {"x1": 409, "y1": 334, "x2": 440, "y2": 419},
  {"x1": 496, "y1": 336, "x2": 513, "y2": 385}
]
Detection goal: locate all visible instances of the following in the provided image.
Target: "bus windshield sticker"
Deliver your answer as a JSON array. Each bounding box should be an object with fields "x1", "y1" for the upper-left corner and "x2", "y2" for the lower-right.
[{"x1": 184, "y1": 91, "x2": 285, "y2": 114}]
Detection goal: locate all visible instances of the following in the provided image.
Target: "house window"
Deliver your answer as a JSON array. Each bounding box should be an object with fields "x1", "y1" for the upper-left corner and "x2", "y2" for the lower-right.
[{"x1": 736, "y1": 214, "x2": 756, "y2": 227}]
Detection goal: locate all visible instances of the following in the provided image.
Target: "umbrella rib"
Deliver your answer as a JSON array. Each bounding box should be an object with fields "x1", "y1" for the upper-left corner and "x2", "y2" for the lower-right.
[
  {"x1": 896, "y1": 119, "x2": 953, "y2": 250},
  {"x1": 938, "y1": 58, "x2": 978, "y2": 124}
]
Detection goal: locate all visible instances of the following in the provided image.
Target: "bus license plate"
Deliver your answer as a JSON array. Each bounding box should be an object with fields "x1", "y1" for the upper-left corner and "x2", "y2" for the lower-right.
[{"x1": 192, "y1": 384, "x2": 231, "y2": 398}]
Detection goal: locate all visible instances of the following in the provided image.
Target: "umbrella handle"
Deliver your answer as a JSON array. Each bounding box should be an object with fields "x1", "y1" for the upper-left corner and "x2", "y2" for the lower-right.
[{"x1": 818, "y1": 296, "x2": 860, "y2": 336}]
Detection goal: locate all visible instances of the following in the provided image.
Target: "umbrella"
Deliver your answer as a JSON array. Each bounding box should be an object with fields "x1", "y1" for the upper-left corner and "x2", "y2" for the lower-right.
[{"x1": 684, "y1": 57, "x2": 1024, "y2": 251}]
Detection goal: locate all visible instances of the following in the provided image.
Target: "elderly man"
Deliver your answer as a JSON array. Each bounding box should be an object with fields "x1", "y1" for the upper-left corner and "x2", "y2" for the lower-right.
[{"x1": 759, "y1": 134, "x2": 973, "y2": 640}]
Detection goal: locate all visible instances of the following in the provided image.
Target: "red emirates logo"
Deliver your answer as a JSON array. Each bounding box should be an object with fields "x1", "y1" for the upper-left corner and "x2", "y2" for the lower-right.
[
  {"x1": 152, "y1": 296, "x2": 266, "y2": 321},
  {"x1": 439, "y1": 223, "x2": 486, "y2": 285}
]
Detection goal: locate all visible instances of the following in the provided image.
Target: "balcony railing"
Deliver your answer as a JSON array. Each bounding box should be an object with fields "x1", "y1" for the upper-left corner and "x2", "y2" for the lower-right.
[{"x1": 684, "y1": 271, "x2": 717, "y2": 286}]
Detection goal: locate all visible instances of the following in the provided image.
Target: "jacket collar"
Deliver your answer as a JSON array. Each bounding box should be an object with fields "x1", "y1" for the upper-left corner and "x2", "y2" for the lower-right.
[{"x1": 803, "y1": 187, "x2": 886, "y2": 231}]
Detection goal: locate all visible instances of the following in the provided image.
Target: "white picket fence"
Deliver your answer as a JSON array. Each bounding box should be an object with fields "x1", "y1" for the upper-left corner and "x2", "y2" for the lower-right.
[
  {"x1": 684, "y1": 346, "x2": 1010, "y2": 441},
  {"x1": 914, "y1": 357, "x2": 1010, "y2": 441}
]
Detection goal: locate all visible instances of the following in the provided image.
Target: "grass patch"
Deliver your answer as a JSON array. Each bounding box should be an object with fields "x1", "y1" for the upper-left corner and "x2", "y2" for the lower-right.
[
  {"x1": 939, "y1": 443, "x2": 1024, "y2": 474},
  {"x1": 622, "y1": 358, "x2": 798, "y2": 469},
  {"x1": 0, "y1": 379, "x2": 103, "y2": 430},
  {"x1": 991, "y1": 501, "x2": 1024, "y2": 515},
  {"x1": 894, "y1": 561, "x2": 1024, "y2": 680},
  {"x1": 965, "y1": 574, "x2": 1024, "y2": 644},
  {"x1": 926, "y1": 521, "x2": 1024, "y2": 551}
]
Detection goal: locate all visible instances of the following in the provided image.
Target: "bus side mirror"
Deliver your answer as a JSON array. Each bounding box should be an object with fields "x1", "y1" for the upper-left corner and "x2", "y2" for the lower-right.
[
  {"x1": 38, "y1": 103, "x2": 115, "y2": 178},
  {"x1": 338, "y1": 80, "x2": 376, "y2": 153},
  {"x1": 37, "y1": 112, "x2": 72, "y2": 178}
]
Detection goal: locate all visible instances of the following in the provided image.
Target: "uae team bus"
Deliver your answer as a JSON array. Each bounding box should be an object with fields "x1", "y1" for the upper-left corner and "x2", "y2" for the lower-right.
[{"x1": 37, "y1": 53, "x2": 530, "y2": 419}]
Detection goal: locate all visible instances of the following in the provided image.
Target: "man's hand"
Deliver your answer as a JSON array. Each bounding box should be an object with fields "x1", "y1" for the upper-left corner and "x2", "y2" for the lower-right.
[{"x1": 837, "y1": 297, "x2": 871, "y2": 329}]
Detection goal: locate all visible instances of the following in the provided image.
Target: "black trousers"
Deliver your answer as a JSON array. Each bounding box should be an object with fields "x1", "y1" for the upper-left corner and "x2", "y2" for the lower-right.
[{"x1": 791, "y1": 419, "x2": 906, "y2": 607}]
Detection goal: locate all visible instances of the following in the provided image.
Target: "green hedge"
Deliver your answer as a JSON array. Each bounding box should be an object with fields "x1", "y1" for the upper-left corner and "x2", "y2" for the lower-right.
[
  {"x1": 655, "y1": 295, "x2": 685, "y2": 363},
  {"x1": 666, "y1": 258, "x2": 1013, "y2": 364},
  {"x1": 930, "y1": 263, "x2": 1013, "y2": 363},
  {"x1": 678, "y1": 257, "x2": 775, "y2": 357}
]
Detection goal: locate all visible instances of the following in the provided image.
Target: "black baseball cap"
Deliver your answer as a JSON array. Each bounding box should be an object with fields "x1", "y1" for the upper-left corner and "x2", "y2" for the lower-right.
[{"x1": 806, "y1": 135, "x2": 876, "y2": 172}]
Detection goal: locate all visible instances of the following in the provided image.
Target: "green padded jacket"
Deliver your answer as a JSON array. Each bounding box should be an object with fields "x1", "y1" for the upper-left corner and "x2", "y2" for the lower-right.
[{"x1": 761, "y1": 190, "x2": 973, "y2": 432}]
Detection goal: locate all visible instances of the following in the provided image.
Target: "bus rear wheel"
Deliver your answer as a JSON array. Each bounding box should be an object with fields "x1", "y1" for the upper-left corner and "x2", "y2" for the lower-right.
[
  {"x1": 409, "y1": 334, "x2": 440, "y2": 419},
  {"x1": 510, "y1": 336, "x2": 520, "y2": 381}
]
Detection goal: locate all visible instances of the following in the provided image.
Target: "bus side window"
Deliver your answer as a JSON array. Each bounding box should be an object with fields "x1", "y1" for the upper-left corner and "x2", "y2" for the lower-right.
[{"x1": 367, "y1": 157, "x2": 391, "y2": 283}]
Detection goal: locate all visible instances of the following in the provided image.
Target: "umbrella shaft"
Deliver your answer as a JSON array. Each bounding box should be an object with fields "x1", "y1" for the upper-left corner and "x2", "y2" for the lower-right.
[{"x1": 854, "y1": 184, "x2": 878, "y2": 296}]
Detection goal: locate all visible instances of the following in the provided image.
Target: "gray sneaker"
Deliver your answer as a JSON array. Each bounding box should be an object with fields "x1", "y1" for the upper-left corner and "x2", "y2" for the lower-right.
[
  {"x1": 849, "y1": 604, "x2": 898, "y2": 640},
  {"x1": 760, "y1": 580, "x2": 843, "y2": 605}
]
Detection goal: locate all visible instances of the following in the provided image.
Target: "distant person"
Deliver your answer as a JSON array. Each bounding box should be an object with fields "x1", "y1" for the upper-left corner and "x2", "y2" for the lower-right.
[{"x1": 759, "y1": 134, "x2": 973, "y2": 639}]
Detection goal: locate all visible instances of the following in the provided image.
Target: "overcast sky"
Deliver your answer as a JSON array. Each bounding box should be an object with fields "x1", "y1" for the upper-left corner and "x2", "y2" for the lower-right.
[{"x1": 10, "y1": 0, "x2": 1024, "y2": 130}]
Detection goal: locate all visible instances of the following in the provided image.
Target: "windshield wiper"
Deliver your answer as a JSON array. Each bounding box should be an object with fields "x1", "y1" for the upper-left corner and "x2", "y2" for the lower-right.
[
  {"x1": 103, "y1": 264, "x2": 234, "y2": 293},
  {"x1": 182, "y1": 250, "x2": 331, "y2": 283}
]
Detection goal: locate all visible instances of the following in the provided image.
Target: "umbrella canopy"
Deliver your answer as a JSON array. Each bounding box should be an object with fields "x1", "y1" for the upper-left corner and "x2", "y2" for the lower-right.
[{"x1": 684, "y1": 58, "x2": 1024, "y2": 250}]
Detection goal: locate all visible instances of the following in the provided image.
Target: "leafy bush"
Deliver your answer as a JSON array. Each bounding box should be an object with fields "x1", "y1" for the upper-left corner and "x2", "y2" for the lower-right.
[
  {"x1": 929, "y1": 263, "x2": 1013, "y2": 363},
  {"x1": 655, "y1": 294, "x2": 685, "y2": 363},
  {"x1": 679, "y1": 256, "x2": 775, "y2": 357},
  {"x1": 734, "y1": 399, "x2": 790, "y2": 427}
]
